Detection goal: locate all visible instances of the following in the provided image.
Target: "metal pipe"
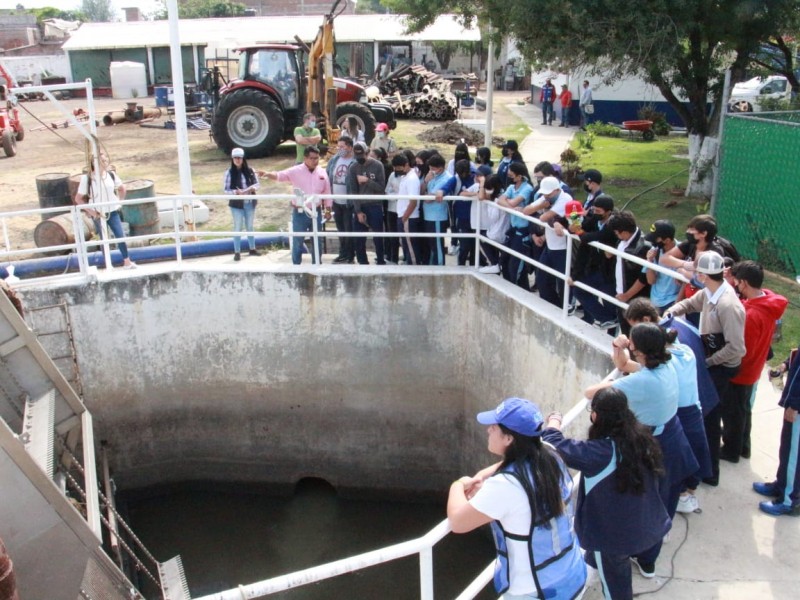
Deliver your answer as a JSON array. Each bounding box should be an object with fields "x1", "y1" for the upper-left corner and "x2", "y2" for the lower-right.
[{"x1": 484, "y1": 36, "x2": 495, "y2": 146}]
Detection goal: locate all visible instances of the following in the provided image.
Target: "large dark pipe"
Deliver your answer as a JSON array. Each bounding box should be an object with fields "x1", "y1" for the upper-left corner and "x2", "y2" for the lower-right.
[{"x1": 0, "y1": 235, "x2": 289, "y2": 280}]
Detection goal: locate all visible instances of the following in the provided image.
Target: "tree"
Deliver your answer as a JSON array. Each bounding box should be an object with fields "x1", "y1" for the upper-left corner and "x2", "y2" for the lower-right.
[
  {"x1": 153, "y1": 0, "x2": 247, "y2": 19},
  {"x1": 80, "y1": 0, "x2": 114, "y2": 22},
  {"x1": 382, "y1": 0, "x2": 797, "y2": 196}
]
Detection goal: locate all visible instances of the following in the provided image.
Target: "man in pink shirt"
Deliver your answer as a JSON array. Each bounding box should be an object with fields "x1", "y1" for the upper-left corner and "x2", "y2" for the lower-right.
[{"x1": 262, "y1": 145, "x2": 331, "y2": 264}]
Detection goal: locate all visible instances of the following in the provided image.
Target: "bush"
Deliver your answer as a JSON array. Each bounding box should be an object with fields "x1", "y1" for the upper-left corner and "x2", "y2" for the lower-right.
[
  {"x1": 759, "y1": 96, "x2": 800, "y2": 111},
  {"x1": 638, "y1": 105, "x2": 671, "y2": 136},
  {"x1": 586, "y1": 122, "x2": 620, "y2": 137},
  {"x1": 577, "y1": 131, "x2": 595, "y2": 150}
]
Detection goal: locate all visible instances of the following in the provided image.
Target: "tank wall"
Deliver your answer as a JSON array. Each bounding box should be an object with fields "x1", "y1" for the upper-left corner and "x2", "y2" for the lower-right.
[{"x1": 19, "y1": 272, "x2": 611, "y2": 497}]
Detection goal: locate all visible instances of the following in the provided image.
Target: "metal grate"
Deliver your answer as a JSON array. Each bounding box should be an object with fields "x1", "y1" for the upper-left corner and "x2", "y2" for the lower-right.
[
  {"x1": 79, "y1": 554, "x2": 141, "y2": 600},
  {"x1": 716, "y1": 112, "x2": 800, "y2": 273}
]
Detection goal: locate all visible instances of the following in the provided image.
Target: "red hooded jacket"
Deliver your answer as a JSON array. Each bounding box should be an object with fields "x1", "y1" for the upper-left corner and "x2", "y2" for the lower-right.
[{"x1": 730, "y1": 289, "x2": 788, "y2": 385}]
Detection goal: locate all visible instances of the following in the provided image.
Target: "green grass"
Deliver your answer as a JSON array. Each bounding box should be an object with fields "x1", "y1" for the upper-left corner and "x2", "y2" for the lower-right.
[{"x1": 574, "y1": 133, "x2": 799, "y2": 364}]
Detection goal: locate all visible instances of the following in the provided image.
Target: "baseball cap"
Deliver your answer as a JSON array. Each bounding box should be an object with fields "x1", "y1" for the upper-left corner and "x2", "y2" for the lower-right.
[
  {"x1": 645, "y1": 219, "x2": 676, "y2": 243},
  {"x1": 477, "y1": 398, "x2": 545, "y2": 437},
  {"x1": 376, "y1": 123, "x2": 389, "y2": 132},
  {"x1": 231, "y1": 147, "x2": 245, "y2": 158},
  {"x1": 695, "y1": 250, "x2": 725, "y2": 274},
  {"x1": 353, "y1": 142, "x2": 368, "y2": 155},
  {"x1": 579, "y1": 168, "x2": 602, "y2": 184},
  {"x1": 593, "y1": 194, "x2": 614, "y2": 211},
  {"x1": 538, "y1": 176, "x2": 561, "y2": 195}
]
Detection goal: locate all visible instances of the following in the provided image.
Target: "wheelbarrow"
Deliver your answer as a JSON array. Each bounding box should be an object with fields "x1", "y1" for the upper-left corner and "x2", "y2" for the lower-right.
[{"x1": 622, "y1": 120, "x2": 655, "y2": 141}]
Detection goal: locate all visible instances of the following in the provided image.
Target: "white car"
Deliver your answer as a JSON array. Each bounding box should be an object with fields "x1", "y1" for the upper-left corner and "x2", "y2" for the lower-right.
[{"x1": 728, "y1": 76, "x2": 791, "y2": 112}]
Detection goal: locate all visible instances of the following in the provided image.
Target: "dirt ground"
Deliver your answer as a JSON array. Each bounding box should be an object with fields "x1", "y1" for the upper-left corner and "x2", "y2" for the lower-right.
[{"x1": 0, "y1": 92, "x2": 526, "y2": 251}]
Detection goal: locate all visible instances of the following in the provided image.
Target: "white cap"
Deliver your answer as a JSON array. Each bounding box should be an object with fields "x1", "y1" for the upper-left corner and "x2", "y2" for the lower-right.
[
  {"x1": 231, "y1": 147, "x2": 245, "y2": 158},
  {"x1": 695, "y1": 251, "x2": 725, "y2": 274},
  {"x1": 538, "y1": 176, "x2": 561, "y2": 195}
]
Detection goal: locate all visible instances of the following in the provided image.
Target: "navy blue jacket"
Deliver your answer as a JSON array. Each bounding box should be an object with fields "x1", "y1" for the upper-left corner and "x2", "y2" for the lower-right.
[
  {"x1": 543, "y1": 430, "x2": 670, "y2": 555},
  {"x1": 780, "y1": 348, "x2": 800, "y2": 411}
]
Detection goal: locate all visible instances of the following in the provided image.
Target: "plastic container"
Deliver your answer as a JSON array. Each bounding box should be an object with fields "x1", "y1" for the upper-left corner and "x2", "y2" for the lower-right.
[
  {"x1": 155, "y1": 86, "x2": 174, "y2": 107},
  {"x1": 110, "y1": 61, "x2": 147, "y2": 99}
]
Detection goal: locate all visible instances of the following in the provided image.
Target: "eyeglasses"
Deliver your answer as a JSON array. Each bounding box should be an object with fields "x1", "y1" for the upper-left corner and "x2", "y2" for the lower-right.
[{"x1": 585, "y1": 402, "x2": 594, "y2": 413}]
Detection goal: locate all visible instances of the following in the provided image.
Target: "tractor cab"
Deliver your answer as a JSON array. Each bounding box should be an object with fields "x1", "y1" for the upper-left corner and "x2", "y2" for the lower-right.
[{"x1": 234, "y1": 45, "x2": 305, "y2": 112}]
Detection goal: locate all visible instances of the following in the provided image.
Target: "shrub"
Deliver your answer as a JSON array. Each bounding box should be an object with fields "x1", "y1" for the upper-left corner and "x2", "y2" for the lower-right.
[
  {"x1": 638, "y1": 105, "x2": 671, "y2": 136},
  {"x1": 577, "y1": 131, "x2": 595, "y2": 150},
  {"x1": 586, "y1": 122, "x2": 620, "y2": 137}
]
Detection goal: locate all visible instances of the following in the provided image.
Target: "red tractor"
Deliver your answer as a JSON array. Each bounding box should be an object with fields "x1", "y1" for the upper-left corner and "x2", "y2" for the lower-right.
[
  {"x1": 208, "y1": 0, "x2": 394, "y2": 158},
  {"x1": 0, "y1": 64, "x2": 24, "y2": 158}
]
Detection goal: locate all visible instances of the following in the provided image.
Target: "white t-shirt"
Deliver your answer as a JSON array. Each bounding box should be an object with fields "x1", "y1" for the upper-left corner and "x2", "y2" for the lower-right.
[
  {"x1": 396, "y1": 170, "x2": 420, "y2": 219},
  {"x1": 470, "y1": 474, "x2": 537, "y2": 596},
  {"x1": 544, "y1": 190, "x2": 571, "y2": 250},
  {"x1": 77, "y1": 171, "x2": 122, "y2": 215},
  {"x1": 385, "y1": 172, "x2": 400, "y2": 213},
  {"x1": 486, "y1": 201, "x2": 510, "y2": 243},
  {"x1": 330, "y1": 156, "x2": 355, "y2": 203}
]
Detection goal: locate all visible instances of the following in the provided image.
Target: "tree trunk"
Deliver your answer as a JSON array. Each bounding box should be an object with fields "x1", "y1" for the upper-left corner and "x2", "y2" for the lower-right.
[{"x1": 685, "y1": 133, "x2": 717, "y2": 198}]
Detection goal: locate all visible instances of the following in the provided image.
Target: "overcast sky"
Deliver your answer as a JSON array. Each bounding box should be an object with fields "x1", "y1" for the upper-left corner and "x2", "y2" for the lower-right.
[{"x1": 0, "y1": 1, "x2": 163, "y2": 18}]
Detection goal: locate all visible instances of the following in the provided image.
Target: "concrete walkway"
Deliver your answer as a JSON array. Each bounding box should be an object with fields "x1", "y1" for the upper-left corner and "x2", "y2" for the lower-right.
[{"x1": 504, "y1": 95, "x2": 576, "y2": 166}]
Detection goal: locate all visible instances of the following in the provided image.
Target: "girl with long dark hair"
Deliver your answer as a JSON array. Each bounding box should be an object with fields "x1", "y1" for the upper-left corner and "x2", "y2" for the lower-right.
[
  {"x1": 448, "y1": 397, "x2": 586, "y2": 599},
  {"x1": 585, "y1": 323, "x2": 698, "y2": 578},
  {"x1": 224, "y1": 147, "x2": 260, "y2": 261},
  {"x1": 544, "y1": 388, "x2": 670, "y2": 600}
]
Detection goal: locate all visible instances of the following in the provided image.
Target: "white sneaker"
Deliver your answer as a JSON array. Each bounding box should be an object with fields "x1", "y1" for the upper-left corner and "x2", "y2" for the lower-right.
[
  {"x1": 676, "y1": 493, "x2": 699, "y2": 514},
  {"x1": 123, "y1": 261, "x2": 137, "y2": 270},
  {"x1": 478, "y1": 264, "x2": 501, "y2": 274},
  {"x1": 448, "y1": 245, "x2": 458, "y2": 255}
]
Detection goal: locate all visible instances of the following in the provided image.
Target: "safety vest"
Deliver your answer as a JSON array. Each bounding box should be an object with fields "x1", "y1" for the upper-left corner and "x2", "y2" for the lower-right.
[{"x1": 489, "y1": 460, "x2": 586, "y2": 599}]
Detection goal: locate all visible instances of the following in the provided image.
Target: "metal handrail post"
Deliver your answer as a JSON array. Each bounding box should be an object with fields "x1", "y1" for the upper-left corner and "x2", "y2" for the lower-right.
[
  {"x1": 72, "y1": 205, "x2": 88, "y2": 276},
  {"x1": 473, "y1": 199, "x2": 482, "y2": 269},
  {"x1": 173, "y1": 195, "x2": 183, "y2": 263},
  {"x1": 561, "y1": 233, "x2": 574, "y2": 318},
  {"x1": 419, "y1": 547, "x2": 434, "y2": 600},
  {"x1": 2, "y1": 217, "x2": 9, "y2": 252},
  {"x1": 310, "y1": 195, "x2": 320, "y2": 264}
]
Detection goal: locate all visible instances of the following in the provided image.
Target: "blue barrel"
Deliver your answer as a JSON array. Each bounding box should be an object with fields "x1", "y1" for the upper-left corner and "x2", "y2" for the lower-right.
[{"x1": 154, "y1": 86, "x2": 172, "y2": 107}]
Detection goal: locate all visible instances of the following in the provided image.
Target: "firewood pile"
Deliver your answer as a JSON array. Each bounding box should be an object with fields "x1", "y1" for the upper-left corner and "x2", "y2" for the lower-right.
[{"x1": 374, "y1": 64, "x2": 459, "y2": 121}]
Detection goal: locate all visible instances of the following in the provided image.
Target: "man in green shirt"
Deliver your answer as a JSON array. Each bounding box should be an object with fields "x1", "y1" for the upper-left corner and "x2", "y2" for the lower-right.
[{"x1": 294, "y1": 113, "x2": 322, "y2": 163}]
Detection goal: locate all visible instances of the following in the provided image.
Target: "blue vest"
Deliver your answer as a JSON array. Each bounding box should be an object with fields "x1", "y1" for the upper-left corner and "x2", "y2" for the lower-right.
[{"x1": 489, "y1": 461, "x2": 586, "y2": 599}]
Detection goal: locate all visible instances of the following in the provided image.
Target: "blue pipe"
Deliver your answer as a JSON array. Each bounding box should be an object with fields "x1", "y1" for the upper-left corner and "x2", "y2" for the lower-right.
[{"x1": 1, "y1": 235, "x2": 289, "y2": 279}]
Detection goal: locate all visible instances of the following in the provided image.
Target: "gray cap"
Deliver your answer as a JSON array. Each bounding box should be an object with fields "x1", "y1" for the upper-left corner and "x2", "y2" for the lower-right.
[{"x1": 696, "y1": 251, "x2": 725, "y2": 274}]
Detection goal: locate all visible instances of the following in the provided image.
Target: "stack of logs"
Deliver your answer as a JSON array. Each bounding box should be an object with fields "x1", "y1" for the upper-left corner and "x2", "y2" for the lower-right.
[{"x1": 375, "y1": 64, "x2": 459, "y2": 121}]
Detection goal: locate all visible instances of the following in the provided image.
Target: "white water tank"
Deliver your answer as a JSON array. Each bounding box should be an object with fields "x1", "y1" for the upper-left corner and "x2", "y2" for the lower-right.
[{"x1": 109, "y1": 61, "x2": 147, "y2": 99}]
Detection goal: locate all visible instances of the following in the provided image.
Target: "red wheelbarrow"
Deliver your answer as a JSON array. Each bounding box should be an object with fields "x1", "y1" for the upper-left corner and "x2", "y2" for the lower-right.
[{"x1": 622, "y1": 120, "x2": 655, "y2": 141}]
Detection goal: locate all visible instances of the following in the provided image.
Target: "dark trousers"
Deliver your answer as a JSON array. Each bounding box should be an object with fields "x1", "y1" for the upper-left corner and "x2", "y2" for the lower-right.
[
  {"x1": 502, "y1": 227, "x2": 532, "y2": 290},
  {"x1": 425, "y1": 220, "x2": 447, "y2": 265},
  {"x1": 354, "y1": 203, "x2": 385, "y2": 265},
  {"x1": 537, "y1": 247, "x2": 567, "y2": 307},
  {"x1": 706, "y1": 363, "x2": 740, "y2": 481},
  {"x1": 333, "y1": 203, "x2": 354, "y2": 260},
  {"x1": 397, "y1": 217, "x2": 423, "y2": 265},
  {"x1": 542, "y1": 100, "x2": 554, "y2": 124},
  {"x1": 384, "y1": 210, "x2": 399, "y2": 263},
  {"x1": 455, "y1": 217, "x2": 475, "y2": 266},
  {"x1": 774, "y1": 416, "x2": 800, "y2": 506},
  {"x1": 585, "y1": 551, "x2": 634, "y2": 600},
  {"x1": 573, "y1": 272, "x2": 617, "y2": 323},
  {"x1": 721, "y1": 382, "x2": 753, "y2": 459}
]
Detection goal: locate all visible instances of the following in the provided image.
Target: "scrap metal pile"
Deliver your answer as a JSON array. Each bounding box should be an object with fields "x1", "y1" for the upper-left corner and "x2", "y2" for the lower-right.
[{"x1": 373, "y1": 64, "x2": 460, "y2": 121}]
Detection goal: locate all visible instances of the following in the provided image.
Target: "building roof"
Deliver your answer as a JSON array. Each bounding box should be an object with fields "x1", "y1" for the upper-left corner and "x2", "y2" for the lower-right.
[{"x1": 62, "y1": 14, "x2": 480, "y2": 52}]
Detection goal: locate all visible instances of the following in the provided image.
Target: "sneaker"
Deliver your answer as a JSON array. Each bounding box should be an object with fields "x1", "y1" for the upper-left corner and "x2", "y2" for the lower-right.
[
  {"x1": 758, "y1": 500, "x2": 800, "y2": 517},
  {"x1": 567, "y1": 302, "x2": 580, "y2": 317},
  {"x1": 631, "y1": 557, "x2": 655, "y2": 578},
  {"x1": 333, "y1": 256, "x2": 354, "y2": 264},
  {"x1": 478, "y1": 264, "x2": 501, "y2": 274},
  {"x1": 448, "y1": 246, "x2": 458, "y2": 256},
  {"x1": 234, "y1": 252, "x2": 241, "y2": 262},
  {"x1": 592, "y1": 319, "x2": 618, "y2": 330},
  {"x1": 249, "y1": 249, "x2": 262, "y2": 256},
  {"x1": 702, "y1": 476, "x2": 719, "y2": 487},
  {"x1": 676, "y1": 494, "x2": 699, "y2": 514},
  {"x1": 753, "y1": 481, "x2": 781, "y2": 498},
  {"x1": 123, "y1": 261, "x2": 137, "y2": 270}
]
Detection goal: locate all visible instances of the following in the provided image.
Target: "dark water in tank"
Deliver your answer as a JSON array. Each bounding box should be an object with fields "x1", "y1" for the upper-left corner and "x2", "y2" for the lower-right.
[{"x1": 123, "y1": 480, "x2": 496, "y2": 599}]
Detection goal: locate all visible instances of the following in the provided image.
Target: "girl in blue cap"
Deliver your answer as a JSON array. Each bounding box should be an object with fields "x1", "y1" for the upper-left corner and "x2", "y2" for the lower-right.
[{"x1": 448, "y1": 397, "x2": 586, "y2": 600}]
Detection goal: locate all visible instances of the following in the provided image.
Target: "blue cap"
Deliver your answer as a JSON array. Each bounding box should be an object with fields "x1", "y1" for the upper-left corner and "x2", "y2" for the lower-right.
[{"x1": 476, "y1": 398, "x2": 545, "y2": 437}]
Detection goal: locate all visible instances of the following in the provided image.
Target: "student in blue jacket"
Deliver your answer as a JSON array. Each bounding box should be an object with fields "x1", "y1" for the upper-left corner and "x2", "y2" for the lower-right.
[{"x1": 544, "y1": 387, "x2": 670, "y2": 600}]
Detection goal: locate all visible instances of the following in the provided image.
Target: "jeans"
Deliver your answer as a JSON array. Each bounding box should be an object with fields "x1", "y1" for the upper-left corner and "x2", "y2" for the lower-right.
[
  {"x1": 537, "y1": 247, "x2": 567, "y2": 307},
  {"x1": 291, "y1": 208, "x2": 323, "y2": 265},
  {"x1": 560, "y1": 105, "x2": 569, "y2": 126},
  {"x1": 425, "y1": 220, "x2": 447, "y2": 265},
  {"x1": 354, "y1": 203, "x2": 385, "y2": 264},
  {"x1": 397, "y1": 217, "x2": 423, "y2": 265},
  {"x1": 333, "y1": 202, "x2": 354, "y2": 260},
  {"x1": 230, "y1": 200, "x2": 256, "y2": 254},
  {"x1": 542, "y1": 100, "x2": 554, "y2": 124},
  {"x1": 93, "y1": 210, "x2": 129, "y2": 260},
  {"x1": 580, "y1": 106, "x2": 592, "y2": 128}
]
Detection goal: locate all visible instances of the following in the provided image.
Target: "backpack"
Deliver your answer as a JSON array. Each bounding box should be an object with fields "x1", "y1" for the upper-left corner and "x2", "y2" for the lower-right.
[{"x1": 715, "y1": 235, "x2": 741, "y2": 263}]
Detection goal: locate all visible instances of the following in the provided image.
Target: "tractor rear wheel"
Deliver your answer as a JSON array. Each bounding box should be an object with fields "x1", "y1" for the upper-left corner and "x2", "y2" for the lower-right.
[
  {"x1": 2, "y1": 130, "x2": 17, "y2": 157},
  {"x1": 211, "y1": 89, "x2": 284, "y2": 158},
  {"x1": 335, "y1": 102, "x2": 377, "y2": 145}
]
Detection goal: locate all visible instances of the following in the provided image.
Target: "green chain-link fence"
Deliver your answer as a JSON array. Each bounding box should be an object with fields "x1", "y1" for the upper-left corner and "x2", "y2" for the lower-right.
[{"x1": 716, "y1": 112, "x2": 800, "y2": 275}]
